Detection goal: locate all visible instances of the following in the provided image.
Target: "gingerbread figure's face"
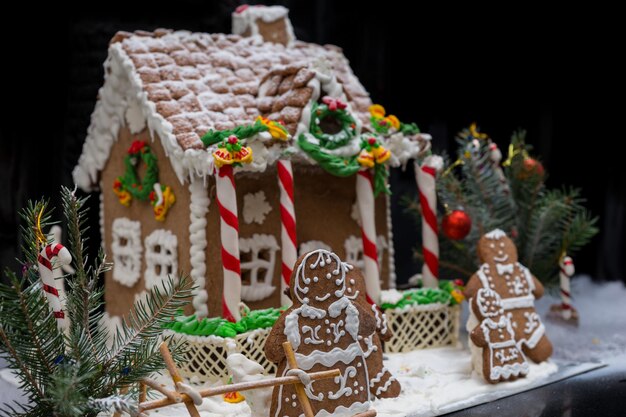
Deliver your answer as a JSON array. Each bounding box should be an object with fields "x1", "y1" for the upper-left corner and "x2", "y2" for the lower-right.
[
  {"x1": 477, "y1": 229, "x2": 518, "y2": 265},
  {"x1": 344, "y1": 267, "x2": 367, "y2": 303},
  {"x1": 474, "y1": 287, "x2": 504, "y2": 319},
  {"x1": 291, "y1": 249, "x2": 349, "y2": 307}
]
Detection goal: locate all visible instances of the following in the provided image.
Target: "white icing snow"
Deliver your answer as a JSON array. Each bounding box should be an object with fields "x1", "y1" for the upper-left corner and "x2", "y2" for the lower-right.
[
  {"x1": 485, "y1": 229, "x2": 507, "y2": 240},
  {"x1": 189, "y1": 179, "x2": 210, "y2": 317},
  {"x1": 380, "y1": 289, "x2": 405, "y2": 306},
  {"x1": 124, "y1": 97, "x2": 146, "y2": 134}
]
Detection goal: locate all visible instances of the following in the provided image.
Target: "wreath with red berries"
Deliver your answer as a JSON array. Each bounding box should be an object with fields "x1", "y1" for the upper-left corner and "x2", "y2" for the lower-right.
[
  {"x1": 114, "y1": 140, "x2": 159, "y2": 201},
  {"x1": 309, "y1": 97, "x2": 357, "y2": 150}
]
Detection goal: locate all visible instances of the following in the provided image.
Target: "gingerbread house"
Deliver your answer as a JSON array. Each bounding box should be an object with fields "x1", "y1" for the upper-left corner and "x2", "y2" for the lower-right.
[{"x1": 72, "y1": 5, "x2": 429, "y2": 326}]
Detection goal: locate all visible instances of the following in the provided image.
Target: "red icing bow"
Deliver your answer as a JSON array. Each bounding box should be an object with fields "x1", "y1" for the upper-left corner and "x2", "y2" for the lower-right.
[
  {"x1": 127, "y1": 140, "x2": 147, "y2": 154},
  {"x1": 322, "y1": 96, "x2": 347, "y2": 111}
]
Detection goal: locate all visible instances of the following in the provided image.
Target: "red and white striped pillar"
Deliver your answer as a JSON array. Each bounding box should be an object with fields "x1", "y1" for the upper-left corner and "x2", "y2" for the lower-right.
[
  {"x1": 277, "y1": 159, "x2": 297, "y2": 306},
  {"x1": 559, "y1": 255, "x2": 575, "y2": 320},
  {"x1": 415, "y1": 156, "x2": 443, "y2": 288},
  {"x1": 215, "y1": 165, "x2": 242, "y2": 322},
  {"x1": 37, "y1": 242, "x2": 72, "y2": 331},
  {"x1": 356, "y1": 169, "x2": 381, "y2": 305}
]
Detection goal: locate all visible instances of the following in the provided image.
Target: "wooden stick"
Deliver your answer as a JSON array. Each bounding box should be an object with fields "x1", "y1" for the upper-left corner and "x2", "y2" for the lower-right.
[
  {"x1": 282, "y1": 341, "x2": 315, "y2": 417},
  {"x1": 141, "y1": 377, "x2": 182, "y2": 403},
  {"x1": 159, "y1": 342, "x2": 201, "y2": 417},
  {"x1": 139, "y1": 381, "x2": 147, "y2": 403},
  {"x1": 139, "y1": 368, "x2": 340, "y2": 411}
]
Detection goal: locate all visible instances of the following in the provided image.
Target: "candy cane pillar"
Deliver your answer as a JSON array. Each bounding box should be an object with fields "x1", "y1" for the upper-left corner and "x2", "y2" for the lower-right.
[
  {"x1": 356, "y1": 169, "x2": 381, "y2": 305},
  {"x1": 37, "y1": 242, "x2": 72, "y2": 331},
  {"x1": 277, "y1": 160, "x2": 297, "y2": 306},
  {"x1": 559, "y1": 256, "x2": 575, "y2": 320},
  {"x1": 216, "y1": 165, "x2": 242, "y2": 322},
  {"x1": 415, "y1": 156, "x2": 442, "y2": 288}
]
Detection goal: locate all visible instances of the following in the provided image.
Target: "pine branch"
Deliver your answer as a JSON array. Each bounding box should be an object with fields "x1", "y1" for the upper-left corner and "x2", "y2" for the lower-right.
[{"x1": 0, "y1": 325, "x2": 44, "y2": 399}]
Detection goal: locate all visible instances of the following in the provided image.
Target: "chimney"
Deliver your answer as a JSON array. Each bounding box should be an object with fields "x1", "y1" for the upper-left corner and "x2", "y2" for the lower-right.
[{"x1": 232, "y1": 4, "x2": 295, "y2": 47}]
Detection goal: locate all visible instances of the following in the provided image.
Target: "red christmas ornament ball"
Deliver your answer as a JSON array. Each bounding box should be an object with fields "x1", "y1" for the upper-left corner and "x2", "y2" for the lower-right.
[
  {"x1": 519, "y1": 157, "x2": 545, "y2": 178},
  {"x1": 442, "y1": 210, "x2": 472, "y2": 240}
]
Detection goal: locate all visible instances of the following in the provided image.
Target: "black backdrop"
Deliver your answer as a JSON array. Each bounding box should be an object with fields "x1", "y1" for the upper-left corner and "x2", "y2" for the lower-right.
[{"x1": 0, "y1": 1, "x2": 623, "y2": 284}]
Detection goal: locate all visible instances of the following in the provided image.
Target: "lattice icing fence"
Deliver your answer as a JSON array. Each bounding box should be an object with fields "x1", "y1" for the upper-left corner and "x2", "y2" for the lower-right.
[
  {"x1": 163, "y1": 328, "x2": 276, "y2": 382},
  {"x1": 383, "y1": 304, "x2": 460, "y2": 353}
]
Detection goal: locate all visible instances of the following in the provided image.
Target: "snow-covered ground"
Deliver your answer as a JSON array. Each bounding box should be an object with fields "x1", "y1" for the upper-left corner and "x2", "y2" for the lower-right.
[{"x1": 1, "y1": 276, "x2": 625, "y2": 416}]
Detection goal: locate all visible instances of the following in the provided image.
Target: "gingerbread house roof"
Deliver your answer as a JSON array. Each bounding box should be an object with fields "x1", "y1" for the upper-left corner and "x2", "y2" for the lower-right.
[{"x1": 73, "y1": 26, "x2": 379, "y2": 190}]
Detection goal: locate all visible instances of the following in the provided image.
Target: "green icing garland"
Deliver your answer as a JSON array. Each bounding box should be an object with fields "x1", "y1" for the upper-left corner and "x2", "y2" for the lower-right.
[
  {"x1": 380, "y1": 281, "x2": 465, "y2": 310},
  {"x1": 297, "y1": 134, "x2": 390, "y2": 196},
  {"x1": 309, "y1": 102, "x2": 357, "y2": 150},
  {"x1": 163, "y1": 307, "x2": 284, "y2": 338},
  {"x1": 201, "y1": 118, "x2": 269, "y2": 147}
]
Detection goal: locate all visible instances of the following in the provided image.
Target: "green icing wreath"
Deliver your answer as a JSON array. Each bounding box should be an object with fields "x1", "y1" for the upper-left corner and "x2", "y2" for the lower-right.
[
  {"x1": 309, "y1": 101, "x2": 357, "y2": 150},
  {"x1": 113, "y1": 140, "x2": 158, "y2": 202}
]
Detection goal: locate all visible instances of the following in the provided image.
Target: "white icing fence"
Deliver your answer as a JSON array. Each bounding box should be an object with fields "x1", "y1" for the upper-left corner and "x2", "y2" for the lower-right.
[
  {"x1": 383, "y1": 303, "x2": 460, "y2": 353},
  {"x1": 164, "y1": 328, "x2": 276, "y2": 382}
]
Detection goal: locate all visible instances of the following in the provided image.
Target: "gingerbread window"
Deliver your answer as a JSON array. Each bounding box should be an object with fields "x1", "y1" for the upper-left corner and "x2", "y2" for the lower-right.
[
  {"x1": 111, "y1": 218, "x2": 142, "y2": 287},
  {"x1": 239, "y1": 234, "x2": 279, "y2": 302},
  {"x1": 344, "y1": 235, "x2": 387, "y2": 269},
  {"x1": 144, "y1": 229, "x2": 178, "y2": 290}
]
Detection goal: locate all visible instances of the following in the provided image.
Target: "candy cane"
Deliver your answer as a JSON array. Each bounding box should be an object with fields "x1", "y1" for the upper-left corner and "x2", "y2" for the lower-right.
[
  {"x1": 37, "y1": 242, "x2": 72, "y2": 330},
  {"x1": 216, "y1": 165, "x2": 241, "y2": 322},
  {"x1": 559, "y1": 256, "x2": 575, "y2": 320},
  {"x1": 488, "y1": 142, "x2": 509, "y2": 193},
  {"x1": 277, "y1": 159, "x2": 297, "y2": 306},
  {"x1": 356, "y1": 169, "x2": 380, "y2": 304},
  {"x1": 415, "y1": 155, "x2": 443, "y2": 288}
]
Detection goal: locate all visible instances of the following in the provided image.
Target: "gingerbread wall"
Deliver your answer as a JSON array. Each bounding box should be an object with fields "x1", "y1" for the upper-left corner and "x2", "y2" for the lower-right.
[
  {"x1": 101, "y1": 127, "x2": 192, "y2": 318},
  {"x1": 204, "y1": 163, "x2": 391, "y2": 317}
]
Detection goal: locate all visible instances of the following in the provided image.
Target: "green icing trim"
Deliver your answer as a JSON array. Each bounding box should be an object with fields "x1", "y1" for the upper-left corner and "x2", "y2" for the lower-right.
[
  {"x1": 297, "y1": 134, "x2": 390, "y2": 196},
  {"x1": 309, "y1": 102, "x2": 357, "y2": 150},
  {"x1": 380, "y1": 281, "x2": 465, "y2": 310},
  {"x1": 116, "y1": 141, "x2": 159, "y2": 201},
  {"x1": 163, "y1": 307, "x2": 284, "y2": 338},
  {"x1": 201, "y1": 118, "x2": 269, "y2": 147}
]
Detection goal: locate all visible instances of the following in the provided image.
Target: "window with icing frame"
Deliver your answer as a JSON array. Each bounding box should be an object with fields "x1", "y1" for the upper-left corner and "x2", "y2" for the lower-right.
[
  {"x1": 111, "y1": 218, "x2": 142, "y2": 287},
  {"x1": 144, "y1": 229, "x2": 178, "y2": 290},
  {"x1": 344, "y1": 234, "x2": 388, "y2": 270},
  {"x1": 239, "y1": 234, "x2": 280, "y2": 302}
]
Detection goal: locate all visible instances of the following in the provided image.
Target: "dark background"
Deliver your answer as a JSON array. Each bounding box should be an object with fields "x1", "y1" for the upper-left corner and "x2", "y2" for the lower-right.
[{"x1": 0, "y1": 1, "x2": 623, "y2": 283}]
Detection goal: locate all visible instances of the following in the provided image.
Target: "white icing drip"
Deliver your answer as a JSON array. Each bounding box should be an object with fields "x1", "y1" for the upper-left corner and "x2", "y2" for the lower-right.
[
  {"x1": 242, "y1": 191, "x2": 272, "y2": 225},
  {"x1": 98, "y1": 186, "x2": 105, "y2": 248},
  {"x1": 176, "y1": 382, "x2": 203, "y2": 405},
  {"x1": 110, "y1": 218, "x2": 142, "y2": 287},
  {"x1": 375, "y1": 377, "x2": 393, "y2": 396},
  {"x1": 144, "y1": 229, "x2": 178, "y2": 290},
  {"x1": 485, "y1": 229, "x2": 507, "y2": 240},
  {"x1": 124, "y1": 97, "x2": 146, "y2": 134},
  {"x1": 385, "y1": 191, "x2": 397, "y2": 289},
  {"x1": 189, "y1": 180, "x2": 209, "y2": 317},
  {"x1": 239, "y1": 234, "x2": 279, "y2": 302}
]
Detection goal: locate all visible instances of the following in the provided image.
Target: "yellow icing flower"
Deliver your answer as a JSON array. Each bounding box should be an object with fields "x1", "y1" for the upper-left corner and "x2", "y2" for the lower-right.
[
  {"x1": 223, "y1": 391, "x2": 245, "y2": 403},
  {"x1": 386, "y1": 115, "x2": 401, "y2": 130},
  {"x1": 153, "y1": 186, "x2": 175, "y2": 222},
  {"x1": 256, "y1": 116, "x2": 289, "y2": 141},
  {"x1": 373, "y1": 145, "x2": 391, "y2": 164},
  {"x1": 369, "y1": 104, "x2": 386, "y2": 119},
  {"x1": 213, "y1": 148, "x2": 233, "y2": 168},
  {"x1": 357, "y1": 149, "x2": 376, "y2": 168},
  {"x1": 451, "y1": 289, "x2": 465, "y2": 304}
]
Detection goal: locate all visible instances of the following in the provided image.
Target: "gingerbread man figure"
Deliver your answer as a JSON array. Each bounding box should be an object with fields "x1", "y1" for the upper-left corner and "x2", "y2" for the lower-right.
[
  {"x1": 468, "y1": 287, "x2": 530, "y2": 383},
  {"x1": 465, "y1": 229, "x2": 553, "y2": 363},
  {"x1": 264, "y1": 249, "x2": 376, "y2": 417},
  {"x1": 344, "y1": 267, "x2": 401, "y2": 399}
]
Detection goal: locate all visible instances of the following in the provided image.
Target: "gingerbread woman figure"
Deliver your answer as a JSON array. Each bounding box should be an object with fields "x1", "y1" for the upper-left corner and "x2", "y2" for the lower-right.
[
  {"x1": 264, "y1": 249, "x2": 376, "y2": 417},
  {"x1": 465, "y1": 229, "x2": 553, "y2": 363},
  {"x1": 468, "y1": 287, "x2": 530, "y2": 383},
  {"x1": 344, "y1": 267, "x2": 401, "y2": 399}
]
